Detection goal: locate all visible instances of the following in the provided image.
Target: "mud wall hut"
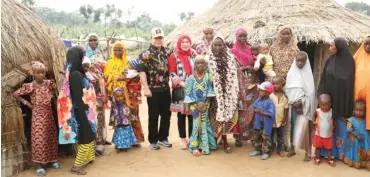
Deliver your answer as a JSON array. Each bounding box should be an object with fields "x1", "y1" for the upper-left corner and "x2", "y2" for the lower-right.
[
  {"x1": 1, "y1": 1, "x2": 66, "y2": 176},
  {"x1": 165, "y1": 0, "x2": 370, "y2": 88}
]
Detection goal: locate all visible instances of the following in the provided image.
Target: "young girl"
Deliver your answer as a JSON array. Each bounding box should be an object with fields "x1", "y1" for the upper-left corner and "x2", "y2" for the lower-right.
[
  {"x1": 184, "y1": 55, "x2": 217, "y2": 156},
  {"x1": 285, "y1": 51, "x2": 315, "y2": 161},
  {"x1": 249, "y1": 81, "x2": 275, "y2": 160},
  {"x1": 344, "y1": 100, "x2": 370, "y2": 169},
  {"x1": 313, "y1": 94, "x2": 335, "y2": 167},
  {"x1": 13, "y1": 61, "x2": 61, "y2": 176},
  {"x1": 110, "y1": 87, "x2": 138, "y2": 152}
]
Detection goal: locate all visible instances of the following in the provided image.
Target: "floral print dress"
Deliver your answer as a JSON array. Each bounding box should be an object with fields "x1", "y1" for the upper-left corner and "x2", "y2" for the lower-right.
[{"x1": 14, "y1": 80, "x2": 58, "y2": 164}]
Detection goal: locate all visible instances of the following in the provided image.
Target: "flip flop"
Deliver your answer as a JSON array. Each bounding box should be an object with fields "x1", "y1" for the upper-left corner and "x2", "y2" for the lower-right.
[
  {"x1": 287, "y1": 151, "x2": 296, "y2": 157},
  {"x1": 314, "y1": 159, "x2": 322, "y2": 165},
  {"x1": 327, "y1": 160, "x2": 336, "y2": 167},
  {"x1": 49, "y1": 162, "x2": 62, "y2": 169},
  {"x1": 36, "y1": 168, "x2": 46, "y2": 176}
]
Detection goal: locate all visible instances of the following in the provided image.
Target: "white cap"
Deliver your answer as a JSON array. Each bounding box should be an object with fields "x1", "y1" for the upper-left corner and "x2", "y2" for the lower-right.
[{"x1": 151, "y1": 28, "x2": 164, "y2": 38}]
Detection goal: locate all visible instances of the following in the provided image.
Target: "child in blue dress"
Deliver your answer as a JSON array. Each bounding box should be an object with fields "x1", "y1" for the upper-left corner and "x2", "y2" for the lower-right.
[
  {"x1": 344, "y1": 100, "x2": 370, "y2": 169},
  {"x1": 110, "y1": 87, "x2": 138, "y2": 152}
]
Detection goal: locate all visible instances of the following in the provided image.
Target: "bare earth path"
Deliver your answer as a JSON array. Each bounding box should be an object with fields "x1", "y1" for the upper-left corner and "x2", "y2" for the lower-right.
[{"x1": 18, "y1": 97, "x2": 369, "y2": 177}]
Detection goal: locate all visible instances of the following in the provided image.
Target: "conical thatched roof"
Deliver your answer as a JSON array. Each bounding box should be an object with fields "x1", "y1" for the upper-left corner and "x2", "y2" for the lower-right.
[
  {"x1": 165, "y1": 0, "x2": 370, "y2": 47},
  {"x1": 1, "y1": 1, "x2": 66, "y2": 173}
]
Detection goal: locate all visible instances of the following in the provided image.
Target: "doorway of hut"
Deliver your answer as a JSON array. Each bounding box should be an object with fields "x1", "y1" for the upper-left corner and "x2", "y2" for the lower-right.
[{"x1": 297, "y1": 41, "x2": 315, "y2": 72}]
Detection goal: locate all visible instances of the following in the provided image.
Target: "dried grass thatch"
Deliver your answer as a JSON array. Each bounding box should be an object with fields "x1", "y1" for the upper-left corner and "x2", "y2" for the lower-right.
[
  {"x1": 1, "y1": 0, "x2": 65, "y2": 176},
  {"x1": 165, "y1": 0, "x2": 370, "y2": 47}
]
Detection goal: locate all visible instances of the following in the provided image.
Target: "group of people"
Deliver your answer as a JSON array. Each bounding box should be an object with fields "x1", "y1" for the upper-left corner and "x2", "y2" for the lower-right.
[{"x1": 13, "y1": 26, "x2": 370, "y2": 176}]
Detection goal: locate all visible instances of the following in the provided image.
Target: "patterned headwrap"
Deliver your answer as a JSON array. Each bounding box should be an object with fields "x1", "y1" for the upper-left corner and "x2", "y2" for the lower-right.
[{"x1": 30, "y1": 61, "x2": 45, "y2": 75}]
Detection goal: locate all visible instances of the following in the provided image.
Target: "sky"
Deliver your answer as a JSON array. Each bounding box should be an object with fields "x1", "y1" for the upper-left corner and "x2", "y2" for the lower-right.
[{"x1": 36, "y1": 0, "x2": 369, "y2": 24}]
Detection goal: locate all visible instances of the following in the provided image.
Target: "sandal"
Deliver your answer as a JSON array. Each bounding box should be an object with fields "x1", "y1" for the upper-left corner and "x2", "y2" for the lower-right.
[
  {"x1": 36, "y1": 167, "x2": 46, "y2": 176},
  {"x1": 224, "y1": 145, "x2": 232, "y2": 154},
  {"x1": 327, "y1": 160, "x2": 336, "y2": 167},
  {"x1": 287, "y1": 151, "x2": 296, "y2": 157},
  {"x1": 235, "y1": 140, "x2": 242, "y2": 148},
  {"x1": 314, "y1": 159, "x2": 322, "y2": 165},
  {"x1": 49, "y1": 162, "x2": 62, "y2": 169},
  {"x1": 303, "y1": 155, "x2": 311, "y2": 162},
  {"x1": 192, "y1": 150, "x2": 201, "y2": 156},
  {"x1": 104, "y1": 140, "x2": 112, "y2": 145},
  {"x1": 132, "y1": 144, "x2": 141, "y2": 148},
  {"x1": 71, "y1": 166, "x2": 87, "y2": 175}
]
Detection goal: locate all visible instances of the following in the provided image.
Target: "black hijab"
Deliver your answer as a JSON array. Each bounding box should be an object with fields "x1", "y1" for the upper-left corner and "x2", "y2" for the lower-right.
[
  {"x1": 66, "y1": 46, "x2": 85, "y2": 74},
  {"x1": 318, "y1": 37, "x2": 355, "y2": 118}
]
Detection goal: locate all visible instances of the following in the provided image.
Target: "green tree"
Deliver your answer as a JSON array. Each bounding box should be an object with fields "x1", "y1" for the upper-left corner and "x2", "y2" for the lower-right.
[
  {"x1": 20, "y1": 0, "x2": 36, "y2": 10},
  {"x1": 178, "y1": 12, "x2": 195, "y2": 21},
  {"x1": 179, "y1": 12, "x2": 186, "y2": 21},
  {"x1": 345, "y1": 2, "x2": 370, "y2": 16}
]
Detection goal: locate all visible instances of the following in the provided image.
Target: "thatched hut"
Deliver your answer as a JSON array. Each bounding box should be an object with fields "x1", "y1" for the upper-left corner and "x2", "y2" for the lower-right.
[
  {"x1": 1, "y1": 1, "x2": 66, "y2": 176},
  {"x1": 165, "y1": 0, "x2": 370, "y2": 87}
]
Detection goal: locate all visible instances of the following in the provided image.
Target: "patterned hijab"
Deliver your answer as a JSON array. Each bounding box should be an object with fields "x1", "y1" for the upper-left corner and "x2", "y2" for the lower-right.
[
  {"x1": 230, "y1": 28, "x2": 253, "y2": 66},
  {"x1": 270, "y1": 27, "x2": 299, "y2": 77}
]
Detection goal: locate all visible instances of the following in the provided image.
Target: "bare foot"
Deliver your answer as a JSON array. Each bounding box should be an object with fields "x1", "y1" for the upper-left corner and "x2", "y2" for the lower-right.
[
  {"x1": 192, "y1": 150, "x2": 201, "y2": 156},
  {"x1": 277, "y1": 151, "x2": 285, "y2": 157}
]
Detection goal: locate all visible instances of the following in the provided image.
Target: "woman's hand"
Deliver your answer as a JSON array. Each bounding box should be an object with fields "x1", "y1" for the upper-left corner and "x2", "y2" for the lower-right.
[
  {"x1": 25, "y1": 101, "x2": 33, "y2": 110},
  {"x1": 179, "y1": 81, "x2": 186, "y2": 88},
  {"x1": 143, "y1": 87, "x2": 152, "y2": 97}
]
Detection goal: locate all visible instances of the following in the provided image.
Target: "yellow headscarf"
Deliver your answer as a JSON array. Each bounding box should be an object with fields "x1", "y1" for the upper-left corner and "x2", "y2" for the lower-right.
[
  {"x1": 353, "y1": 37, "x2": 370, "y2": 129},
  {"x1": 104, "y1": 41, "x2": 131, "y2": 106}
]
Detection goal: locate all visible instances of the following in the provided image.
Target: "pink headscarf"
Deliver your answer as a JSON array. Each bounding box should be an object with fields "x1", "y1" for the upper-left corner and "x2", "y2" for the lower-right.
[
  {"x1": 30, "y1": 61, "x2": 46, "y2": 75},
  {"x1": 230, "y1": 28, "x2": 253, "y2": 66}
]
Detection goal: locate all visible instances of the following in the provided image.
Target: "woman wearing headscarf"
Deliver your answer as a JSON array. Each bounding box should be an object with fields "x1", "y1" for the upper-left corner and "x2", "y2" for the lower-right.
[
  {"x1": 318, "y1": 37, "x2": 355, "y2": 160},
  {"x1": 196, "y1": 27, "x2": 216, "y2": 55},
  {"x1": 85, "y1": 33, "x2": 110, "y2": 153},
  {"x1": 58, "y1": 46, "x2": 97, "y2": 175},
  {"x1": 105, "y1": 41, "x2": 144, "y2": 145},
  {"x1": 285, "y1": 51, "x2": 315, "y2": 161},
  {"x1": 85, "y1": 33, "x2": 105, "y2": 63},
  {"x1": 270, "y1": 27, "x2": 299, "y2": 149},
  {"x1": 230, "y1": 28, "x2": 258, "y2": 147},
  {"x1": 207, "y1": 36, "x2": 239, "y2": 154},
  {"x1": 354, "y1": 36, "x2": 370, "y2": 130},
  {"x1": 168, "y1": 34, "x2": 196, "y2": 149}
]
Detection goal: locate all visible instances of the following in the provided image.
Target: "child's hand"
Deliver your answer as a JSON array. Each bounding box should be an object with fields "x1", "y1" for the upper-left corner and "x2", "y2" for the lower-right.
[
  {"x1": 281, "y1": 118, "x2": 287, "y2": 126},
  {"x1": 356, "y1": 135, "x2": 363, "y2": 141},
  {"x1": 25, "y1": 101, "x2": 33, "y2": 110}
]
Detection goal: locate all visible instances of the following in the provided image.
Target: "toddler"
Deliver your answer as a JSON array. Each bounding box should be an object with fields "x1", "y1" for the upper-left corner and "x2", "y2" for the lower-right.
[
  {"x1": 313, "y1": 94, "x2": 334, "y2": 167},
  {"x1": 254, "y1": 43, "x2": 276, "y2": 80}
]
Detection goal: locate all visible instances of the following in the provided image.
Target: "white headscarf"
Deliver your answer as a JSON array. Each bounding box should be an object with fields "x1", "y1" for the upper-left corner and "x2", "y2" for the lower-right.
[{"x1": 285, "y1": 52, "x2": 315, "y2": 120}]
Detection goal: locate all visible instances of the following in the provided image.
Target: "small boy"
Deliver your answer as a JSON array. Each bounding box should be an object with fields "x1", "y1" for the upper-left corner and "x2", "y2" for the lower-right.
[
  {"x1": 254, "y1": 43, "x2": 276, "y2": 80},
  {"x1": 313, "y1": 94, "x2": 335, "y2": 167},
  {"x1": 249, "y1": 81, "x2": 276, "y2": 160},
  {"x1": 270, "y1": 76, "x2": 288, "y2": 157}
]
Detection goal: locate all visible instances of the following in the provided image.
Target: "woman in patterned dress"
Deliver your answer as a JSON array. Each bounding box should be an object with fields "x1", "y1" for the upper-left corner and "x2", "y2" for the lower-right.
[
  {"x1": 270, "y1": 27, "x2": 299, "y2": 151},
  {"x1": 207, "y1": 36, "x2": 239, "y2": 154},
  {"x1": 58, "y1": 46, "x2": 98, "y2": 175},
  {"x1": 13, "y1": 61, "x2": 61, "y2": 176},
  {"x1": 195, "y1": 27, "x2": 216, "y2": 55},
  {"x1": 168, "y1": 34, "x2": 195, "y2": 149},
  {"x1": 230, "y1": 28, "x2": 258, "y2": 147},
  {"x1": 85, "y1": 33, "x2": 110, "y2": 154}
]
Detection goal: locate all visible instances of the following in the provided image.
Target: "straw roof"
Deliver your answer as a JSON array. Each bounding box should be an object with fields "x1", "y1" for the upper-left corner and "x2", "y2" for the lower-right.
[
  {"x1": 165, "y1": 0, "x2": 370, "y2": 47},
  {"x1": 1, "y1": 0, "x2": 65, "y2": 149}
]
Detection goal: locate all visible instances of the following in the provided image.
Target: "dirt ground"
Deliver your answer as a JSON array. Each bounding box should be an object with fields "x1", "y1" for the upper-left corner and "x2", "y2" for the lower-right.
[{"x1": 18, "y1": 97, "x2": 369, "y2": 177}]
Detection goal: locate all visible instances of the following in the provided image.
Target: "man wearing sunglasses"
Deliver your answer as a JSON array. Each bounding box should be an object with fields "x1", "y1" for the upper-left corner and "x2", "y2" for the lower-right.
[{"x1": 135, "y1": 28, "x2": 172, "y2": 150}]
